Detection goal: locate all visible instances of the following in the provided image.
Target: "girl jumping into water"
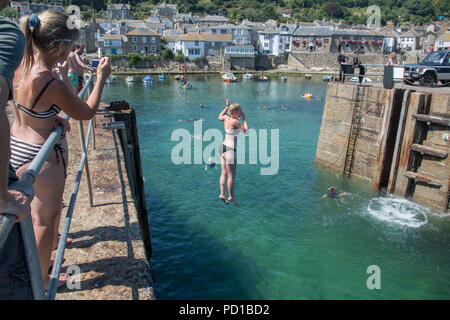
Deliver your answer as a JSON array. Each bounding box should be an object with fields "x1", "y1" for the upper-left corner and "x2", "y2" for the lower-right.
[{"x1": 218, "y1": 98, "x2": 249, "y2": 205}]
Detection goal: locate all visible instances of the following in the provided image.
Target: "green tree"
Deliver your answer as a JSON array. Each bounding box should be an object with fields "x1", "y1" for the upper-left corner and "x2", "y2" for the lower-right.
[{"x1": 323, "y1": 2, "x2": 343, "y2": 19}]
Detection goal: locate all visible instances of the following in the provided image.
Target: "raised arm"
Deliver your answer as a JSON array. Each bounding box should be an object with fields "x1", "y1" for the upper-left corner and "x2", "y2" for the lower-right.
[
  {"x1": 52, "y1": 57, "x2": 111, "y2": 120},
  {"x1": 218, "y1": 98, "x2": 230, "y2": 121},
  {"x1": 75, "y1": 52, "x2": 94, "y2": 73}
]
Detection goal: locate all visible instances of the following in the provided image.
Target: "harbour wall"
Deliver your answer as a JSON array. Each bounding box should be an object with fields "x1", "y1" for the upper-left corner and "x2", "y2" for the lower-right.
[{"x1": 315, "y1": 82, "x2": 450, "y2": 212}]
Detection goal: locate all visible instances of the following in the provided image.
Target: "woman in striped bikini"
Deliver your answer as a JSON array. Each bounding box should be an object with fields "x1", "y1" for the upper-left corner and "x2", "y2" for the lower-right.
[{"x1": 10, "y1": 11, "x2": 111, "y2": 290}]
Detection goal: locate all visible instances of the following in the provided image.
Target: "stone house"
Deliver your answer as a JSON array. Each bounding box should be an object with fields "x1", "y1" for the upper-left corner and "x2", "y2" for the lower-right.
[
  {"x1": 127, "y1": 27, "x2": 161, "y2": 55},
  {"x1": 378, "y1": 27, "x2": 400, "y2": 54},
  {"x1": 152, "y1": 1, "x2": 178, "y2": 18},
  {"x1": 331, "y1": 30, "x2": 383, "y2": 54},
  {"x1": 173, "y1": 33, "x2": 232, "y2": 60},
  {"x1": 292, "y1": 27, "x2": 333, "y2": 53},
  {"x1": 106, "y1": 3, "x2": 132, "y2": 20},
  {"x1": 198, "y1": 15, "x2": 229, "y2": 27},
  {"x1": 84, "y1": 20, "x2": 106, "y2": 53}
]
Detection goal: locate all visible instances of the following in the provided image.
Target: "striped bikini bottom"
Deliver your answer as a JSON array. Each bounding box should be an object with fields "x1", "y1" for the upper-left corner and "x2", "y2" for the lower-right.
[{"x1": 10, "y1": 136, "x2": 67, "y2": 176}]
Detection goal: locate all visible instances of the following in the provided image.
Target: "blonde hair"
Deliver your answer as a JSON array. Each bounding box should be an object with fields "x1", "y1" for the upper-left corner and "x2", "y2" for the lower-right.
[
  {"x1": 228, "y1": 103, "x2": 240, "y2": 114},
  {"x1": 19, "y1": 11, "x2": 79, "y2": 77},
  {"x1": 389, "y1": 52, "x2": 397, "y2": 59}
]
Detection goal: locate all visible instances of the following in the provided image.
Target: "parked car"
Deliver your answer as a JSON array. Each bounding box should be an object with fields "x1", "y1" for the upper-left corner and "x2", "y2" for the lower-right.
[{"x1": 403, "y1": 49, "x2": 450, "y2": 86}]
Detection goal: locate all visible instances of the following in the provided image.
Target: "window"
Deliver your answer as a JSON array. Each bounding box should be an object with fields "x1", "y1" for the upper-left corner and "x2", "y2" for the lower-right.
[
  {"x1": 264, "y1": 35, "x2": 270, "y2": 40},
  {"x1": 264, "y1": 42, "x2": 269, "y2": 48},
  {"x1": 133, "y1": 45, "x2": 138, "y2": 52},
  {"x1": 152, "y1": 37, "x2": 156, "y2": 43},
  {"x1": 151, "y1": 45, "x2": 155, "y2": 52},
  {"x1": 133, "y1": 36, "x2": 137, "y2": 43},
  {"x1": 104, "y1": 40, "x2": 110, "y2": 46},
  {"x1": 195, "y1": 41, "x2": 199, "y2": 46},
  {"x1": 142, "y1": 36, "x2": 147, "y2": 43},
  {"x1": 211, "y1": 41, "x2": 215, "y2": 47}
]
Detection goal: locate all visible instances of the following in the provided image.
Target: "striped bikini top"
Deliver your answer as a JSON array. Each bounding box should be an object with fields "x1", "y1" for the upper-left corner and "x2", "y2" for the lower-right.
[{"x1": 13, "y1": 78, "x2": 61, "y2": 119}]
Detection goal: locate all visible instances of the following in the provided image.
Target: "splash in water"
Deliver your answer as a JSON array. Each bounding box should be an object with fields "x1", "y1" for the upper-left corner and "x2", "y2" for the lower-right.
[{"x1": 366, "y1": 196, "x2": 429, "y2": 228}]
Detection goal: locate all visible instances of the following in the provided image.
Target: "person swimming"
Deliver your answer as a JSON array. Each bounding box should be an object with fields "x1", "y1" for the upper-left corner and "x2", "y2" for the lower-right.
[
  {"x1": 205, "y1": 157, "x2": 216, "y2": 170},
  {"x1": 321, "y1": 187, "x2": 347, "y2": 200}
]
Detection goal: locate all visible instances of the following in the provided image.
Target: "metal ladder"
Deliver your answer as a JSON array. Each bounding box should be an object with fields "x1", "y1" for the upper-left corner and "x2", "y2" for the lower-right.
[{"x1": 343, "y1": 85, "x2": 365, "y2": 176}]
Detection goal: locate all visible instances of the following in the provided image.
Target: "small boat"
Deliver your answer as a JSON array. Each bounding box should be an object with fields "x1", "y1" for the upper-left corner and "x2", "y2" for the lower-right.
[
  {"x1": 305, "y1": 74, "x2": 312, "y2": 79},
  {"x1": 180, "y1": 82, "x2": 192, "y2": 89},
  {"x1": 175, "y1": 74, "x2": 184, "y2": 80},
  {"x1": 350, "y1": 77, "x2": 359, "y2": 83},
  {"x1": 258, "y1": 76, "x2": 268, "y2": 82},
  {"x1": 143, "y1": 75, "x2": 154, "y2": 83},
  {"x1": 125, "y1": 76, "x2": 135, "y2": 82},
  {"x1": 105, "y1": 76, "x2": 116, "y2": 84},
  {"x1": 363, "y1": 77, "x2": 372, "y2": 83},
  {"x1": 222, "y1": 73, "x2": 237, "y2": 82},
  {"x1": 303, "y1": 92, "x2": 313, "y2": 99},
  {"x1": 243, "y1": 73, "x2": 254, "y2": 80},
  {"x1": 281, "y1": 76, "x2": 288, "y2": 82},
  {"x1": 323, "y1": 75, "x2": 333, "y2": 81},
  {"x1": 159, "y1": 74, "x2": 167, "y2": 80}
]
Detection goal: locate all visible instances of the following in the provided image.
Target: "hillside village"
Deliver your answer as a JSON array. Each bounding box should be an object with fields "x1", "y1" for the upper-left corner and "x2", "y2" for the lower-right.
[{"x1": 6, "y1": 1, "x2": 450, "y2": 71}]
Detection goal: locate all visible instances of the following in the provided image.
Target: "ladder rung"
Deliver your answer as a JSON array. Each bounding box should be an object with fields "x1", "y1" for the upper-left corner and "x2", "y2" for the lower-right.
[
  {"x1": 410, "y1": 144, "x2": 448, "y2": 158},
  {"x1": 404, "y1": 171, "x2": 442, "y2": 187},
  {"x1": 413, "y1": 114, "x2": 450, "y2": 126}
]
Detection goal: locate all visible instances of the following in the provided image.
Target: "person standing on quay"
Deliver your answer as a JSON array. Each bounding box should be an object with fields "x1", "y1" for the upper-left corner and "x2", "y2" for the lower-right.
[
  {"x1": 11, "y1": 10, "x2": 111, "y2": 290},
  {"x1": 68, "y1": 44, "x2": 93, "y2": 93}
]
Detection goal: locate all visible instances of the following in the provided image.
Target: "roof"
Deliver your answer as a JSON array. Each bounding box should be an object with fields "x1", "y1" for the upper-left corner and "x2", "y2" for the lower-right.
[
  {"x1": 107, "y1": 4, "x2": 131, "y2": 10},
  {"x1": 180, "y1": 33, "x2": 232, "y2": 42},
  {"x1": 258, "y1": 28, "x2": 279, "y2": 35},
  {"x1": 127, "y1": 27, "x2": 161, "y2": 37},
  {"x1": 201, "y1": 15, "x2": 229, "y2": 22},
  {"x1": 400, "y1": 28, "x2": 422, "y2": 38},
  {"x1": 277, "y1": 24, "x2": 297, "y2": 34},
  {"x1": 293, "y1": 27, "x2": 334, "y2": 37},
  {"x1": 103, "y1": 34, "x2": 125, "y2": 41},
  {"x1": 225, "y1": 45, "x2": 255, "y2": 49}
]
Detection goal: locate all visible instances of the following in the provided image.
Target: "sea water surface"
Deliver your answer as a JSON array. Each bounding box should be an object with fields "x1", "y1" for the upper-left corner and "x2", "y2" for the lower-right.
[{"x1": 102, "y1": 74, "x2": 450, "y2": 299}]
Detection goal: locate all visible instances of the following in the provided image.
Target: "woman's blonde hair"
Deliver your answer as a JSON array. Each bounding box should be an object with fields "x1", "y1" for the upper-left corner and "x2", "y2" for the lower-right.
[
  {"x1": 19, "y1": 11, "x2": 79, "y2": 77},
  {"x1": 389, "y1": 52, "x2": 397, "y2": 59},
  {"x1": 228, "y1": 103, "x2": 240, "y2": 114}
]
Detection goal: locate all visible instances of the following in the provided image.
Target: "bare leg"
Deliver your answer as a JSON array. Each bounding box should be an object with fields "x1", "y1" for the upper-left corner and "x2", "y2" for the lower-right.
[
  {"x1": 219, "y1": 154, "x2": 228, "y2": 204},
  {"x1": 226, "y1": 152, "x2": 238, "y2": 205},
  {"x1": 16, "y1": 141, "x2": 69, "y2": 289}
]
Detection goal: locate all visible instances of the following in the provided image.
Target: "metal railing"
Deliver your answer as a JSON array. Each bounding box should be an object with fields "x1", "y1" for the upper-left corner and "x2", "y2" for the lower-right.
[{"x1": 0, "y1": 73, "x2": 95, "y2": 300}]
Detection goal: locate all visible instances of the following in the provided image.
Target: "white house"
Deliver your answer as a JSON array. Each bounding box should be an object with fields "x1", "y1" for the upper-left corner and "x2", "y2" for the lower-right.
[
  {"x1": 435, "y1": 32, "x2": 450, "y2": 50},
  {"x1": 277, "y1": 24, "x2": 297, "y2": 53},
  {"x1": 258, "y1": 29, "x2": 284, "y2": 55},
  {"x1": 174, "y1": 33, "x2": 232, "y2": 60}
]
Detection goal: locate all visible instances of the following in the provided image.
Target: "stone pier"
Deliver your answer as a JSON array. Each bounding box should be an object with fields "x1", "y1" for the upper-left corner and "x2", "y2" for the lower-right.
[{"x1": 315, "y1": 82, "x2": 450, "y2": 212}]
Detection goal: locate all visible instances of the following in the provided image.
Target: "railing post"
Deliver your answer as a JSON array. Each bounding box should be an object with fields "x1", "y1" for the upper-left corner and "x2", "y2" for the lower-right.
[{"x1": 79, "y1": 120, "x2": 93, "y2": 208}]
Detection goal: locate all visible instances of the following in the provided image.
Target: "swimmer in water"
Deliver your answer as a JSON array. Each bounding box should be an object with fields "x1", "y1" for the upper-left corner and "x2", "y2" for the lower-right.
[
  {"x1": 205, "y1": 157, "x2": 216, "y2": 170},
  {"x1": 321, "y1": 187, "x2": 348, "y2": 200},
  {"x1": 218, "y1": 98, "x2": 249, "y2": 205},
  {"x1": 264, "y1": 105, "x2": 269, "y2": 111}
]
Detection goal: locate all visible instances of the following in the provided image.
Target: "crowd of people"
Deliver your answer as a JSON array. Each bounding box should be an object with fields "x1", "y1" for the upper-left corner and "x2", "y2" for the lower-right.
[{"x1": 0, "y1": 5, "x2": 111, "y2": 298}]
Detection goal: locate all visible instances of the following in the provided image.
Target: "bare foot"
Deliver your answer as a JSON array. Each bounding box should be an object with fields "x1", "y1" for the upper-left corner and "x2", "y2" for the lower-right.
[
  {"x1": 45, "y1": 273, "x2": 69, "y2": 290},
  {"x1": 218, "y1": 195, "x2": 229, "y2": 204},
  {"x1": 53, "y1": 235, "x2": 73, "y2": 251},
  {"x1": 228, "y1": 197, "x2": 239, "y2": 205}
]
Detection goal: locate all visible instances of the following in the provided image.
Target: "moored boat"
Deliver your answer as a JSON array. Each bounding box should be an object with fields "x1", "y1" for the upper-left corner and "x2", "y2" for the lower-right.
[
  {"x1": 258, "y1": 76, "x2": 268, "y2": 82},
  {"x1": 143, "y1": 75, "x2": 154, "y2": 83},
  {"x1": 305, "y1": 74, "x2": 312, "y2": 79},
  {"x1": 222, "y1": 73, "x2": 237, "y2": 82},
  {"x1": 243, "y1": 73, "x2": 254, "y2": 80},
  {"x1": 323, "y1": 75, "x2": 333, "y2": 81},
  {"x1": 105, "y1": 76, "x2": 116, "y2": 84},
  {"x1": 302, "y1": 92, "x2": 313, "y2": 99},
  {"x1": 175, "y1": 74, "x2": 184, "y2": 80},
  {"x1": 281, "y1": 76, "x2": 288, "y2": 81},
  {"x1": 125, "y1": 76, "x2": 135, "y2": 82},
  {"x1": 159, "y1": 74, "x2": 167, "y2": 80}
]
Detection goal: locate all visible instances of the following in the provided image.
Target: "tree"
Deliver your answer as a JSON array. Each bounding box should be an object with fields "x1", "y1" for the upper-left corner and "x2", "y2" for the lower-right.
[
  {"x1": 323, "y1": 2, "x2": 343, "y2": 19},
  {"x1": 161, "y1": 48, "x2": 174, "y2": 60}
]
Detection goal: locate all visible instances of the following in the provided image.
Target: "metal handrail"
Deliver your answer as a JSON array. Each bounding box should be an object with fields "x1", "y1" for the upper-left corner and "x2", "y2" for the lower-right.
[
  {"x1": 0, "y1": 73, "x2": 95, "y2": 300},
  {"x1": 47, "y1": 74, "x2": 95, "y2": 299}
]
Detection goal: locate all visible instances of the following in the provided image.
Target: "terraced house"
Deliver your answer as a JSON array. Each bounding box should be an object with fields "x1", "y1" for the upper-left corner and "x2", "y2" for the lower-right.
[
  {"x1": 127, "y1": 27, "x2": 162, "y2": 55},
  {"x1": 173, "y1": 33, "x2": 232, "y2": 60}
]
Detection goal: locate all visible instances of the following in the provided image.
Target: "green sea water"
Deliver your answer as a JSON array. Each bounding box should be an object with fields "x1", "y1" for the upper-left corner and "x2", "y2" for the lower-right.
[{"x1": 102, "y1": 74, "x2": 450, "y2": 300}]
